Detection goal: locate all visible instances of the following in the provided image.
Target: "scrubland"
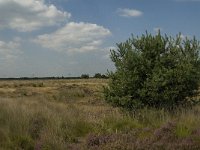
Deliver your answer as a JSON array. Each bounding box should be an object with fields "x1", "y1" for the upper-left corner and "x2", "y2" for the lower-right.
[{"x1": 0, "y1": 79, "x2": 200, "y2": 150}]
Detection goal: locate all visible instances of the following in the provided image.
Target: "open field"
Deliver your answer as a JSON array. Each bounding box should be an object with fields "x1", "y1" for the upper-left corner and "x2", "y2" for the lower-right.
[{"x1": 0, "y1": 79, "x2": 200, "y2": 150}]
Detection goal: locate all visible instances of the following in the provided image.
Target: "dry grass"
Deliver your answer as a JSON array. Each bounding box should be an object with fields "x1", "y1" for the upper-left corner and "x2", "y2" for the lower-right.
[{"x1": 0, "y1": 79, "x2": 200, "y2": 150}]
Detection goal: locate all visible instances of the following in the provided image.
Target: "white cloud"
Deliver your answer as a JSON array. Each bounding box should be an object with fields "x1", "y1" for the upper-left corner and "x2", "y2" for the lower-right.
[
  {"x1": 153, "y1": 27, "x2": 163, "y2": 33},
  {"x1": 180, "y1": 34, "x2": 186, "y2": 39},
  {"x1": 0, "y1": 0, "x2": 71, "y2": 32},
  {"x1": 34, "y1": 22, "x2": 111, "y2": 53},
  {"x1": 0, "y1": 40, "x2": 21, "y2": 62},
  {"x1": 179, "y1": 34, "x2": 191, "y2": 40},
  {"x1": 118, "y1": 8, "x2": 143, "y2": 17},
  {"x1": 101, "y1": 46, "x2": 116, "y2": 60}
]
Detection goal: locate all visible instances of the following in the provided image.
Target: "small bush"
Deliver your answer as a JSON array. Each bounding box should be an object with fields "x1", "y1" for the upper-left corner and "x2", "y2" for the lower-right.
[{"x1": 104, "y1": 31, "x2": 200, "y2": 110}]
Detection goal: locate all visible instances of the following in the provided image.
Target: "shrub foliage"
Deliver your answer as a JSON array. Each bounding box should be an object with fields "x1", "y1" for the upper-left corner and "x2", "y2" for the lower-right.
[{"x1": 104, "y1": 32, "x2": 200, "y2": 110}]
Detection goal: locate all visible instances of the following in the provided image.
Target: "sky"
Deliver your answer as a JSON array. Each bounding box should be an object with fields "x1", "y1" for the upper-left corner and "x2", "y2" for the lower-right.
[{"x1": 0, "y1": 0, "x2": 200, "y2": 77}]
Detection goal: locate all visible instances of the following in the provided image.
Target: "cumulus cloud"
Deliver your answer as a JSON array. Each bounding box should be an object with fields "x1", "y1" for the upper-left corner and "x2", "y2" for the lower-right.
[
  {"x1": 117, "y1": 8, "x2": 143, "y2": 17},
  {"x1": 102, "y1": 46, "x2": 116, "y2": 60},
  {"x1": 34, "y1": 22, "x2": 111, "y2": 53},
  {"x1": 0, "y1": 0, "x2": 71, "y2": 32},
  {"x1": 0, "y1": 40, "x2": 21, "y2": 62}
]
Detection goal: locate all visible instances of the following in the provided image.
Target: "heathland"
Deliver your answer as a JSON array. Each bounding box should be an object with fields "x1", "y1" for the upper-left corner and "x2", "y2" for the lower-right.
[{"x1": 0, "y1": 79, "x2": 200, "y2": 150}]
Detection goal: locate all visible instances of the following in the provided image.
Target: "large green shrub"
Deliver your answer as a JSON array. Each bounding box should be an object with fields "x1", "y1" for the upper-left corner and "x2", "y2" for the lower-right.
[{"x1": 104, "y1": 32, "x2": 200, "y2": 110}]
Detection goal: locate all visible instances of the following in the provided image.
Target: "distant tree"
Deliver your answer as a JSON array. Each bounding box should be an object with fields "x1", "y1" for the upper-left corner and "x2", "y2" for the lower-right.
[
  {"x1": 104, "y1": 31, "x2": 200, "y2": 110},
  {"x1": 81, "y1": 74, "x2": 89, "y2": 79},
  {"x1": 94, "y1": 73, "x2": 102, "y2": 78},
  {"x1": 93, "y1": 73, "x2": 109, "y2": 79}
]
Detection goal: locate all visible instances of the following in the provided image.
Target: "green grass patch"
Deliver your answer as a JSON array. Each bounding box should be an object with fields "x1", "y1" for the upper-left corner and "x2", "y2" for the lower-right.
[
  {"x1": 175, "y1": 124, "x2": 192, "y2": 138},
  {"x1": 101, "y1": 116, "x2": 143, "y2": 133}
]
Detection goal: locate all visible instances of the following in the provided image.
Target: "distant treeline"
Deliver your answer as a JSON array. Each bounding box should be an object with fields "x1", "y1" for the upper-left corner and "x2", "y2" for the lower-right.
[
  {"x1": 0, "y1": 73, "x2": 108, "y2": 80},
  {"x1": 0, "y1": 77, "x2": 81, "y2": 80}
]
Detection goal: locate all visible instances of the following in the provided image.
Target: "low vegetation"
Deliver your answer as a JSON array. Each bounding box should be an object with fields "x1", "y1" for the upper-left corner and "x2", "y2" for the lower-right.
[{"x1": 0, "y1": 79, "x2": 200, "y2": 149}]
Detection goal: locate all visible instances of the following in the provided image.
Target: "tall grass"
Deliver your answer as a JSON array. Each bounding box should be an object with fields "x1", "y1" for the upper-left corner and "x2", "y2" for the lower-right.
[{"x1": 0, "y1": 97, "x2": 94, "y2": 149}]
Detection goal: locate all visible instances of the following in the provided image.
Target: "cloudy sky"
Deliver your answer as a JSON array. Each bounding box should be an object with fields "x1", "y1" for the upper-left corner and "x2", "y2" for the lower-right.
[{"x1": 0, "y1": 0, "x2": 199, "y2": 77}]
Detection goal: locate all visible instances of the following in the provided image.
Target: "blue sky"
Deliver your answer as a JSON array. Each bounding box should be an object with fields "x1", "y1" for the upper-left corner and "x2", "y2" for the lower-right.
[{"x1": 0, "y1": 0, "x2": 199, "y2": 77}]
